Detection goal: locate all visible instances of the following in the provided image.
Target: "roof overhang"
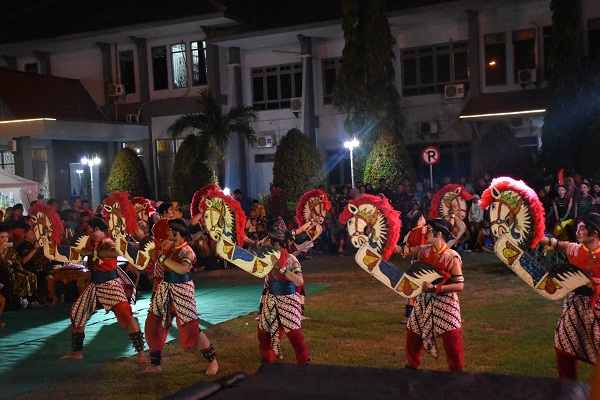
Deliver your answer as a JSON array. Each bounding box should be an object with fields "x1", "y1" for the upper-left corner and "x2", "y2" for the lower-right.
[
  {"x1": 0, "y1": 118, "x2": 149, "y2": 141},
  {"x1": 459, "y1": 88, "x2": 550, "y2": 121}
]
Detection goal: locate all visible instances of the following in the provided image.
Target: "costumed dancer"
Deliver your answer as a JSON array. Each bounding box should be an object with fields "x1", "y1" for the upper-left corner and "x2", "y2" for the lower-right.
[
  {"x1": 257, "y1": 221, "x2": 310, "y2": 365},
  {"x1": 400, "y1": 211, "x2": 427, "y2": 324},
  {"x1": 395, "y1": 218, "x2": 465, "y2": 371},
  {"x1": 59, "y1": 217, "x2": 146, "y2": 363},
  {"x1": 142, "y1": 218, "x2": 218, "y2": 375},
  {"x1": 538, "y1": 213, "x2": 600, "y2": 380}
]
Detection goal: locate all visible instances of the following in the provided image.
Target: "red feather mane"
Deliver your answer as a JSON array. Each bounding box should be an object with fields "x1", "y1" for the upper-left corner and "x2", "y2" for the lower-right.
[
  {"x1": 430, "y1": 184, "x2": 473, "y2": 218},
  {"x1": 295, "y1": 189, "x2": 332, "y2": 224},
  {"x1": 199, "y1": 188, "x2": 247, "y2": 247},
  {"x1": 339, "y1": 194, "x2": 401, "y2": 261},
  {"x1": 478, "y1": 176, "x2": 546, "y2": 248},
  {"x1": 190, "y1": 184, "x2": 220, "y2": 218},
  {"x1": 102, "y1": 192, "x2": 138, "y2": 234},
  {"x1": 131, "y1": 197, "x2": 155, "y2": 215},
  {"x1": 28, "y1": 203, "x2": 63, "y2": 246}
]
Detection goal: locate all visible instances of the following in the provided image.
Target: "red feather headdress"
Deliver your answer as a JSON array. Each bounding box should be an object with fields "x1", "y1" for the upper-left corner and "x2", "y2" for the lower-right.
[
  {"x1": 131, "y1": 197, "x2": 155, "y2": 215},
  {"x1": 479, "y1": 176, "x2": 546, "y2": 248},
  {"x1": 190, "y1": 184, "x2": 220, "y2": 218},
  {"x1": 295, "y1": 189, "x2": 332, "y2": 225},
  {"x1": 102, "y1": 192, "x2": 138, "y2": 235},
  {"x1": 339, "y1": 194, "x2": 401, "y2": 260},
  {"x1": 28, "y1": 203, "x2": 63, "y2": 246},
  {"x1": 430, "y1": 184, "x2": 473, "y2": 218},
  {"x1": 199, "y1": 188, "x2": 246, "y2": 247}
]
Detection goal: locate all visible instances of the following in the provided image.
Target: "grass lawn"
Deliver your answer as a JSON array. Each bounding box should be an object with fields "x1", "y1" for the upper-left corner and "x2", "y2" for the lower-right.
[{"x1": 12, "y1": 251, "x2": 594, "y2": 399}]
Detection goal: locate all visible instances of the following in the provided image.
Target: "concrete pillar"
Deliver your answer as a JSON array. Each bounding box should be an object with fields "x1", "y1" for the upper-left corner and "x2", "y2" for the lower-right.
[
  {"x1": 129, "y1": 36, "x2": 150, "y2": 104},
  {"x1": 227, "y1": 47, "x2": 247, "y2": 194},
  {"x1": 96, "y1": 42, "x2": 113, "y2": 105},
  {"x1": 33, "y1": 51, "x2": 51, "y2": 75},
  {"x1": 467, "y1": 10, "x2": 481, "y2": 96},
  {"x1": 13, "y1": 137, "x2": 33, "y2": 180},
  {"x1": 298, "y1": 35, "x2": 317, "y2": 144}
]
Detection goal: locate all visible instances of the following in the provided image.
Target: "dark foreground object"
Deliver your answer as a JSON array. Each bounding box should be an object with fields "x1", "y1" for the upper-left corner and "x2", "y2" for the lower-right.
[{"x1": 162, "y1": 363, "x2": 590, "y2": 400}]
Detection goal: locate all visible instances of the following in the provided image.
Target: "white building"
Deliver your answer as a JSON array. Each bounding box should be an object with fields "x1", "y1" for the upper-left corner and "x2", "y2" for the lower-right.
[{"x1": 0, "y1": 0, "x2": 598, "y2": 202}]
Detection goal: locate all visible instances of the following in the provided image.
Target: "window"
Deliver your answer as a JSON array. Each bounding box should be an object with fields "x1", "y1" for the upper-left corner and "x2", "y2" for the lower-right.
[
  {"x1": 0, "y1": 151, "x2": 15, "y2": 175},
  {"x1": 24, "y1": 63, "x2": 38, "y2": 74},
  {"x1": 254, "y1": 153, "x2": 275, "y2": 163},
  {"x1": 401, "y1": 41, "x2": 468, "y2": 96},
  {"x1": 156, "y1": 138, "x2": 183, "y2": 200},
  {"x1": 171, "y1": 43, "x2": 188, "y2": 88},
  {"x1": 191, "y1": 41, "x2": 208, "y2": 86},
  {"x1": 152, "y1": 46, "x2": 168, "y2": 90},
  {"x1": 322, "y1": 58, "x2": 342, "y2": 105},
  {"x1": 485, "y1": 33, "x2": 507, "y2": 86},
  {"x1": 589, "y1": 18, "x2": 600, "y2": 63},
  {"x1": 251, "y1": 63, "x2": 302, "y2": 110},
  {"x1": 513, "y1": 28, "x2": 536, "y2": 82},
  {"x1": 325, "y1": 150, "x2": 352, "y2": 187},
  {"x1": 119, "y1": 50, "x2": 136, "y2": 94},
  {"x1": 543, "y1": 26, "x2": 553, "y2": 81}
]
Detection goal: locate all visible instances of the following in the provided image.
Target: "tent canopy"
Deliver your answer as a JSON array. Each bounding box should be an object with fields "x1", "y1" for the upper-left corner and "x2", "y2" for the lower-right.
[{"x1": 0, "y1": 168, "x2": 43, "y2": 212}]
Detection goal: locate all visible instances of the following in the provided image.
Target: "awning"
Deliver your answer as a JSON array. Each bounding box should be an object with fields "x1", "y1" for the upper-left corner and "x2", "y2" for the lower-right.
[{"x1": 460, "y1": 88, "x2": 550, "y2": 121}]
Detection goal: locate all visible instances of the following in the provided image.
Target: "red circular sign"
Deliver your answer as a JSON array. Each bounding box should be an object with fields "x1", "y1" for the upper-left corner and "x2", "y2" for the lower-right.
[{"x1": 421, "y1": 146, "x2": 441, "y2": 165}]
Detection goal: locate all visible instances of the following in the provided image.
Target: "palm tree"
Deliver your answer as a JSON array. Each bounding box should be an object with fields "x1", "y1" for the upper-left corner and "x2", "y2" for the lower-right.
[{"x1": 167, "y1": 89, "x2": 258, "y2": 185}]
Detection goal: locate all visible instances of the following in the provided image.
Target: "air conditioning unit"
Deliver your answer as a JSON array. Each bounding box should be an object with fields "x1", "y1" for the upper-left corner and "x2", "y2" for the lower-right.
[
  {"x1": 126, "y1": 114, "x2": 139, "y2": 123},
  {"x1": 444, "y1": 84, "x2": 465, "y2": 99},
  {"x1": 108, "y1": 83, "x2": 126, "y2": 97},
  {"x1": 418, "y1": 121, "x2": 439, "y2": 135},
  {"x1": 6, "y1": 140, "x2": 17, "y2": 153},
  {"x1": 509, "y1": 117, "x2": 532, "y2": 129},
  {"x1": 517, "y1": 69, "x2": 537, "y2": 84},
  {"x1": 257, "y1": 134, "x2": 275, "y2": 148},
  {"x1": 290, "y1": 97, "x2": 302, "y2": 112}
]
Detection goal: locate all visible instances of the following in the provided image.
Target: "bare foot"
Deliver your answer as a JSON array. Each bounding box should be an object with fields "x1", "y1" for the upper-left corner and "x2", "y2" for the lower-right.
[
  {"x1": 137, "y1": 351, "x2": 148, "y2": 364},
  {"x1": 205, "y1": 359, "x2": 218, "y2": 376},
  {"x1": 301, "y1": 315, "x2": 310, "y2": 320},
  {"x1": 139, "y1": 365, "x2": 162, "y2": 374},
  {"x1": 59, "y1": 351, "x2": 83, "y2": 360}
]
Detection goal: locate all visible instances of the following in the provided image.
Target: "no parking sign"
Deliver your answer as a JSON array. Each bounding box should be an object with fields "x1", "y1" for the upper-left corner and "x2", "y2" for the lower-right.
[{"x1": 421, "y1": 146, "x2": 440, "y2": 187}]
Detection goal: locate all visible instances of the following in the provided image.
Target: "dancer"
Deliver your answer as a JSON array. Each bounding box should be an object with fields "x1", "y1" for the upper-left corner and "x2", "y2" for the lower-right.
[
  {"x1": 257, "y1": 221, "x2": 310, "y2": 365},
  {"x1": 400, "y1": 211, "x2": 427, "y2": 324},
  {"x1": 396, "y1": 218, "x2": 465, "y2": 371},
  {"x1": 142, "y1": 218, "x2": 218, "y2": 375},
  {"x1": 59, "y1": 217, "x2": 146, "y2": 362},
  {"x1": 538, "y1": 213, "x2": 600, "y2": 380}
]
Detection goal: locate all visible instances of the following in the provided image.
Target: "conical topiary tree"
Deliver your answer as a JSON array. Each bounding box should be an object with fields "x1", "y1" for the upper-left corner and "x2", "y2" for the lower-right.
[
  {"x1": 363, "y1": 131, "x2": 416, "y2": 189},
  {"x1": 273, "y1": 128, "x2": 323, "y2": 201},
  {"x1": 107, "y1": 147, "x2": 151, "y2": 198},
  {"x1": 170, "y1": 134, "x2": 213, "y2": 205}
]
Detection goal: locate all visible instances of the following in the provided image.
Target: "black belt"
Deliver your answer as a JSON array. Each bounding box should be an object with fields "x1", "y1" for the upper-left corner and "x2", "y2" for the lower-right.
[
  {"x1": 164, "y1": 271, "x2": 191, "y2": 283},
  {"x1": 91, "y1": 269, "x2": 118, "y2": 284},
  {"x1": 269, "y1": 280, "x2": 296, "y2": 295}
]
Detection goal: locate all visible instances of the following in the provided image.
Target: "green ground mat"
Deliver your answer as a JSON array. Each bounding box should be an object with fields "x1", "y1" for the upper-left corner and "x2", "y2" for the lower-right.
[{"x1": 0, "y1": 283, "x2": 326, "y2": 399}]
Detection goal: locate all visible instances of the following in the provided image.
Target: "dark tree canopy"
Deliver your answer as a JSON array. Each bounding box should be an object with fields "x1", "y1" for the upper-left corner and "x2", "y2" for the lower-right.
[
  {"x1": 107, "y1": 147, "x2": 151, "y2": 198},
  {"x1": 170, "y1": 134, "x2": 213, "y2": 205},
  {"x1": 272, "y1": 129, "x2": 323, "y2": 200},
  {"x1": 364, "y1": 131, "x2": 416, "y2": 189}
]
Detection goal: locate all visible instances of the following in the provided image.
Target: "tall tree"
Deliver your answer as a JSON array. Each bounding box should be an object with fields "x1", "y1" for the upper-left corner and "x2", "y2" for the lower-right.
[
  {"x1": 168, "y1": 89, "x2": 258, "y2": 185},
  {"x1": 273, "y1": 128, "x2": 323, "y2": 201},
  {"x1": 539, "y1": 0, "x2": 600, "y2": 180},
  {"x1": 333, "y1": 0, "x2": 413, "y2": 182},
  {"x1": 170, "y1": 134, "x2": 213, "y2": 205},
  {"x1": 106, "y1": 147, "x2": 151, "y2": 198}
]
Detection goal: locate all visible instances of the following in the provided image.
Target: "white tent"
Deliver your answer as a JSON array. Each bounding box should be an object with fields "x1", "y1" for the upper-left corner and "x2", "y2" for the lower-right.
[{"x1": 0, "y1": 168, "x2": 43, "y2": 212}]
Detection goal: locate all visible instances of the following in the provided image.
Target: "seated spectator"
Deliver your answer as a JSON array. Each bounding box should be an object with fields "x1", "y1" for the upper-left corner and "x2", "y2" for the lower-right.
[
  {"x1": 5, "y1": 203, "x2": 29, "y2": 246},
  {"x1": 476, "y1": 219, "x2": 495, "y2": 253},
  {"x1": 77, "y1": 212, "x2": 91, "y2": 233},
  {"x1": 252, "y1": 200, "x2": 266, "y2": 219},
  {"x1": 0, "y1": 224, "x2": 37, "y2": 309},
  {"x1": 18, "y1": 226, "x2": 54, "y2": 305},
  {"x1": 256, "y1": 222, "x2": 267, "y2": 242}
]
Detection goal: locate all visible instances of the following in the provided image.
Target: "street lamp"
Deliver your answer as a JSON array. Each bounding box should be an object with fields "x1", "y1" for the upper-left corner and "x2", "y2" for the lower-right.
[
  {"x1": 344, "y1": 137, "x2": 359, "y2": 188},
  {"x1": 81, "y1": 153, "x2": 101, "y2": 208}
]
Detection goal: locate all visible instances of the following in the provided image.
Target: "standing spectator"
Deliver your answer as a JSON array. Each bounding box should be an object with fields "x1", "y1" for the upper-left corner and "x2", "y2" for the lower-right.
[
  {"x1": 413, "y1": 182, "x2": 424, "y2": 204},
  {"x1": 538, "y1": 187, "x2": 554, "y2": 232},
  {"x1": 565, "y1": 176, "x2": 580, "y2": 201},
  {"x1": 574, "y1": 182, "x2": 595, "y2": 219},
  {"x1": 328, "y1": 185, "x2": 341, "y2": 220},
  {"x1": 338, "y1": 186, "x2": 351, "y2": 218},
  {"x1": 391, "y1": 184, "x2": 411, "y2": 217},
  {"x1": 459, "y1": 176, "x2": 475, "y2": 195},
  {"x1": 467, "y1": 194, "x2": 484, "y2": 249},
  {"x1": 592, "y1": 182, "x2": 600, "y2": 205},
  {"x1": 553, "y1": 185, "x2": 575, "y2": 241},
  {"x1": 233, "y1": 189, "x2": 253, "y2": 218},
  {"x1": 46, "y1": 198, "x2": 60, "y2": 212},
  {"x1": 158, "y1": 202, "x2": 175, "y2": 220},
  {"x1": 375, "y1": 178, "x2": 393, "y2": 199}
]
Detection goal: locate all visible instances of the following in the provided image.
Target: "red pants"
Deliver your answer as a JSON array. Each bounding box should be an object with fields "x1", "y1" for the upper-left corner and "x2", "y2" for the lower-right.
[
  {"x1": 555, "y1": 347, "x2": 583, "y2": 380},
  {"x1": 405, "y1": 328, "x2": 463, "y2": 371},
  {"x1": 145, "y1": 307, "x2": 199, "y2": 352},
  {"x1": 258, "y1": 327, "x2": 310, "y2": 364}
]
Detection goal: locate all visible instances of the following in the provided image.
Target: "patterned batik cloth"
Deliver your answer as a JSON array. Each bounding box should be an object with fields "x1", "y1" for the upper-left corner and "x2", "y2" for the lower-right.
[
  {"x1": 71, "y1": 278, "x2": 129, "y2": 328},
  {"x1": 407, "y1": 291, "x2": 462, "y2": 358},
  {"x1": 259, "y1": 292, "x2": 302, "y2": 356},
  {"x1": 148, "y1": 280, "x2": 198, "y2": 328},
  {"x1": 555, "y1": 292, "x2": 600, "y2": 363}
]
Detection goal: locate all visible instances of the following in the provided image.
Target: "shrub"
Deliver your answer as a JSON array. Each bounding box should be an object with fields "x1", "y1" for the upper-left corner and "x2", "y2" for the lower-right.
[{"x1": 107, "y1": 147, "x2": 151, "y2": 198}]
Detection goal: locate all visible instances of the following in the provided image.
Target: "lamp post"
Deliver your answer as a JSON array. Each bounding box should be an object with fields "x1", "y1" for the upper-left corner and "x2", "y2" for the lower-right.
[
  {"x1": 344, "y1": 137, "x2": 359, "y2": 188},
  {"x1": 81, "y1": 153, "x2": 101, "y2": 208}
]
